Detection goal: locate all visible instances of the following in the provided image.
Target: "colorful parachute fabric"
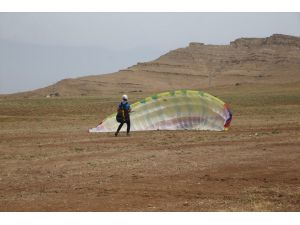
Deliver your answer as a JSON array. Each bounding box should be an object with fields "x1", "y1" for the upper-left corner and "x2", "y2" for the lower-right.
[{"x1": 89, "y1": 90, "x2": 232, "y2": 132}]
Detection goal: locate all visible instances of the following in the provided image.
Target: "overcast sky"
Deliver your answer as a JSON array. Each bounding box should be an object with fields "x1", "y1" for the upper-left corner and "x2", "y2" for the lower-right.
[{"x1": 0, "y1": 13, "x2": 299, "y2": 94}]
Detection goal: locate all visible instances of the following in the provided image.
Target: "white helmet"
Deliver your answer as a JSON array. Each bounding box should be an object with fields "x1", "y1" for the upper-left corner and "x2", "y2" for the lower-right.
[{"x1": 122, "y1": 94, "x2": 128, "y2": 101}]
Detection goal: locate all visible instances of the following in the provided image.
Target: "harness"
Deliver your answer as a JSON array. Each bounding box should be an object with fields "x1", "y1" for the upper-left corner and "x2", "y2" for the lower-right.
[{"x1": 116, "y1": 102, "x2": 130, "y2": 123}]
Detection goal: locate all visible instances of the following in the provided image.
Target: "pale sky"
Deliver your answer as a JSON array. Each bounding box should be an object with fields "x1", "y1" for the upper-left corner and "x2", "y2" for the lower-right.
[{"x1": 0, "y1": 13, "x2": 299, "y2": 94}]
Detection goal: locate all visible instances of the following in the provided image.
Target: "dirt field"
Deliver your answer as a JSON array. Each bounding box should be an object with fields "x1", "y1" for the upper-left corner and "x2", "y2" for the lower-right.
[{"x1": 0, "y1": 83, "x2": 299, "y2": 211}]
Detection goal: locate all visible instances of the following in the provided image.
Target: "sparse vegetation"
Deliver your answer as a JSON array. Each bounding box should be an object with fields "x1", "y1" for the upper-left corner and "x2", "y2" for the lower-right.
[{"x1": 0, "y1": 82, "x2": 299, "y2": 211}]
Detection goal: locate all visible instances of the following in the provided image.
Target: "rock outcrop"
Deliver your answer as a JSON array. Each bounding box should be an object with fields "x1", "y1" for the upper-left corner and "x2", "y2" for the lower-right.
[{"x1": 5, "y1": 34, "x2": 300, "y2": 97}]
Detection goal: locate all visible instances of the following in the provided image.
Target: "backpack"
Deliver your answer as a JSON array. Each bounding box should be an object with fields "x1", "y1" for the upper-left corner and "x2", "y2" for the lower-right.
[
  {"x1": 116, "y1": 110, "x2": 125, "y2": 123},
  {"x1": 116, "y1": 102, "x2": 130, "y2": 123}
]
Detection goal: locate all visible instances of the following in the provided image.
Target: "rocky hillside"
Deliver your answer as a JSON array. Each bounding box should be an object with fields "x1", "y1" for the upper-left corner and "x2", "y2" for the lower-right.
[
  {"x1": 127, "y1": 34, "x2": 300, "y2": 86},
  {"x1": 6, "y1": 34, "x2": 300, "y2": 97}
]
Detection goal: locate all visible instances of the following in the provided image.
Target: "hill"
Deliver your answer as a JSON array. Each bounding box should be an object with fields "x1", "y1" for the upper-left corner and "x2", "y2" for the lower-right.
[
  {"x1": 3, "y1": 34, "x2": 300, "y2": 98},
  {"x1": 1, "y1": 34, "x2": 300, "y2": 211}
]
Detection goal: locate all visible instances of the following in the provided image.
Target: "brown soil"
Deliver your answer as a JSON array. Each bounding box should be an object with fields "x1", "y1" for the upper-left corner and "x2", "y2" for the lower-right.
[{"x1": 0, "y1": 82, "x2": 299, "y2": 211}]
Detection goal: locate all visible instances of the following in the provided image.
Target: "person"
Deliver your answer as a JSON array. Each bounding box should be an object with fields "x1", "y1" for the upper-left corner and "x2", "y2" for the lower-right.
[{"x1": 115, "y1": 94, "x2": 131, "y2": 136}]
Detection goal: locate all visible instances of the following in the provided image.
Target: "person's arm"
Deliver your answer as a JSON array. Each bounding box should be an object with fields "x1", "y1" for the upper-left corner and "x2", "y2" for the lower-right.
[{"x1": 117, "y1": 103, "x2": 122, "y2": 112}]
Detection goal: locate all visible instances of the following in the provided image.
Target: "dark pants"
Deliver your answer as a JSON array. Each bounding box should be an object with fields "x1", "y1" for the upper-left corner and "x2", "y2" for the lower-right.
[{"x1": 116, "y1": 120, "x2": 130, "y2": 134}]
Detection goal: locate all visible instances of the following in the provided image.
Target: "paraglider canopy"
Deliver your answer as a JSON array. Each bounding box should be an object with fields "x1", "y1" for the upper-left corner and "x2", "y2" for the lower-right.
[{"x1": 89, "y1": 90, "x2": 232, "y2": 133}]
